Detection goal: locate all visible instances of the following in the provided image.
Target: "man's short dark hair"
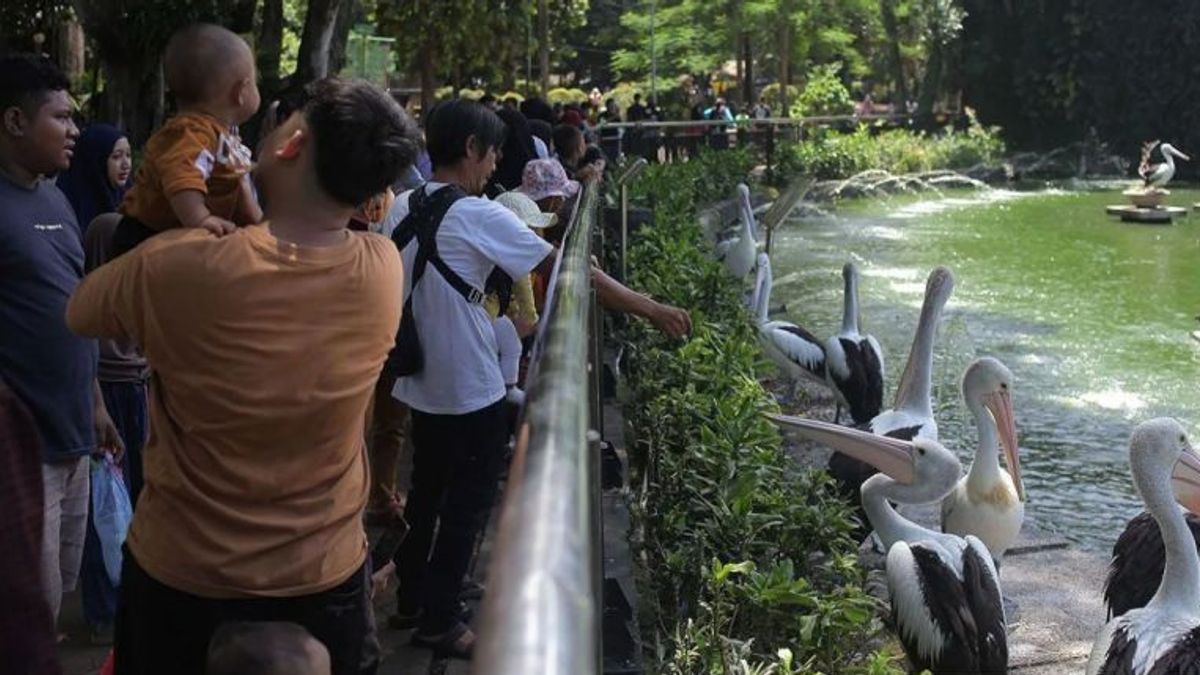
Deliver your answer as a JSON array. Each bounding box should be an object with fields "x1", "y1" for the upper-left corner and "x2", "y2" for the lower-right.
[
  {"x1": 0, "y1": 53, "x2": 70, "y2": 115},
  {"x1": 519, "y1": 96, "x2": 555, "y2": 125},
  {"x1": 207, "y1": 621, "x2": 323, "y2": 675},
  {"x1": 528, "y1": 119, "x2": 552, "y2": 147},
  {"x1": 300, "y1": 77, "x2": 420, "y2": 207},
  {"x1": 424, "y1": 98, "x2": 506, "y2": 171}
]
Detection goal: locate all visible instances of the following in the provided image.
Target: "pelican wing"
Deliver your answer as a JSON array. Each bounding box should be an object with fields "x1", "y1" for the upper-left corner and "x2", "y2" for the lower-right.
[
  {"x1": 827, "y1": 336, "x2": 885, "y2": 425},
  {"x1": 765, "y1": 322, "x2": 826, "y2": 379},
  {"x1": 887, "y1": 539, "x2": 1007, "y2": 675},
  {"x1": 1103, "y1": 510, "x2": 1200, "y2": 619},
  {"x1": 1091, "y1": 622, "x2": 1136, "y2": 675},
  {"x1": 1149, "y1": 626, "x2": 1200, "y2": 675}
]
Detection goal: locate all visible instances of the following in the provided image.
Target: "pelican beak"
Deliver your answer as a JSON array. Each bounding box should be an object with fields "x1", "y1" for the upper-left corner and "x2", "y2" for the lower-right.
[
  {"x1": 984, "y1": 389, "x2": 1024, "y2": 501},
  {"x1": 765, "y1": 414, "x2": 916, "y2": 484},
  {"x1": 1172, "y1": 447, "x2": 1200, "y2": 515},
  {"x1": 1178, "y1": 149, "x2": 1192, "y2": 161}
]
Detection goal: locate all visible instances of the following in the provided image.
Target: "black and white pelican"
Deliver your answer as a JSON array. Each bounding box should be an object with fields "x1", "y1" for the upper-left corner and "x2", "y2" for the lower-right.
[
  {"x1": 1087, "y1": 418, "x2": 1200, "y2": 675},
  {"x1": 828, "y1": 267, "x2": 955, "y2": 526},
  {"x1": 770, "y1": 415, "x2": 1008, "y2": 674},
  {"x1": 714, "y1": 183, "x2": 759, "y2": 280},
  {"x1": 1103, "y1": 510, "x2": 1200, "y2": 620},
  {"x1": 823, "y1": 261, "x2": 885, "y2": 425},
  {"x1": 753, "y1": 251, "x2": 827, "y2": 389},
  {"x1": 1140, "y1": 142, "x2": 1190, "y2": 189},
  {"x1": 940, "y1": 357, "x2": 1026, "y2": 562}
]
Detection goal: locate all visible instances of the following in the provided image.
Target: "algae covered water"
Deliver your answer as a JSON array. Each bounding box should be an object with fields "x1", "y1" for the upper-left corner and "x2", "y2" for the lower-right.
[{"x1": 771, "y1": 186, "x2": 1200, "y2": 551}]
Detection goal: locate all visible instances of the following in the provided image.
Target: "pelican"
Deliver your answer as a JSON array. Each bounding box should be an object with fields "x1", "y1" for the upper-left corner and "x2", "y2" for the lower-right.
[
  {"x1": 1140, "y1": 142, "x2": 1190, "y2": 189},
  {"x1": 1103, "y1": 512, "x2": 1200, "y2": 620},
  {"x1": 823, "y1": 262, "x2": 885, "y2": 425},
  {"x1": 753, "y1": 252, "x2": 826, "y2": 390},
  {"x1": 828, "y1": 267, "x2": 955, "y2": 529},
  {"x1": 714, "y1": 183, "x2": 758, "y2": 280},
  {"x1": 770, "y1": 415, "x2": 1007, "y2": 674},
  {"x1": 1087, "y1": 418, "x2": 1200, "y2": 675},
  {"x1": 940, "y1": 357, "x2": 1026, "y2": 562}
]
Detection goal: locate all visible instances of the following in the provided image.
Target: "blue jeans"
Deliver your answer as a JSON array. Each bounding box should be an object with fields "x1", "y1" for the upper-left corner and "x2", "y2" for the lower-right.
[{"x1": 81, "y1": 380, "x2": 147, "y2": 628}]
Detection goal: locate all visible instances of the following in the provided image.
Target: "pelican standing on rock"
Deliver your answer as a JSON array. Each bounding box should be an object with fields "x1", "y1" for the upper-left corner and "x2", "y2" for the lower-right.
[
  {"x1": 771, "y1": 416, "x2": 1008, "y2": 674},
  {"x1": 1102, "y1": 509, "x2": 1200, "y2": 620},
  {"x1": 714, "y1": 184, "x2": 759, "y2": 280},
  {"x1": 1087, "y1": 418, "x2": 1200, "y2": 675},
  {"x1": 828, "y1": 267, "x2": 955, "y2": 528},
  {"x1": 1140, "y1": 142, "x2": 1190, "y2": 189},
  {"x1": 940, "y1": 357, "x2": 1025, "y2": 562},
  {"x1": 753, "y1": 252, "x2": 827, "y2": 389},
  {"x1": 823, "y1": 262, "x2": 884, "y2": 425}
]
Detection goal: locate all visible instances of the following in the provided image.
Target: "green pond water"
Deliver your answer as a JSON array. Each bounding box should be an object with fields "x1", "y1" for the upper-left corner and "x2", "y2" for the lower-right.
[{"x1": 771, "y1": 185, "x2": 1200, "y2": 551}]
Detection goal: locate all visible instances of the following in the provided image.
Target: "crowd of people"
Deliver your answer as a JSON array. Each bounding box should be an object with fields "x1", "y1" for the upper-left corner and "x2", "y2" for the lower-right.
[{"x1": 1, "y1": 22, "x2": 691, "y2": 675}]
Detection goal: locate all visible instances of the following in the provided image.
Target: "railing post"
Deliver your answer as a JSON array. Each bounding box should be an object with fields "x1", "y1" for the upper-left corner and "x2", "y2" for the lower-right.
[{"x1": 615, "y1": 158, "x2": 648, "y2": 283}]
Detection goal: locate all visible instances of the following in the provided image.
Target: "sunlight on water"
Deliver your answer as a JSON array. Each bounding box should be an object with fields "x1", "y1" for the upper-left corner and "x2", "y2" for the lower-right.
[{"x1": 774, "y1": 185, "x2": 1200, "y2": 550}]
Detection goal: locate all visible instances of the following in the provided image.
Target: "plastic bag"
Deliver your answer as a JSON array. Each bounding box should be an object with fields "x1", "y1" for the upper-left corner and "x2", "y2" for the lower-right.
[{"x1": 91, "y1": 455, "x2": 133, "y2": 586}]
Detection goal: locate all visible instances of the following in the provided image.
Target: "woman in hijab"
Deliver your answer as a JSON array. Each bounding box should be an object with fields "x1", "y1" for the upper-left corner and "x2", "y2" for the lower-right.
[
  {"x1": 486, "y1": 107, "x2": 537, "y2": 197},
  {"x1": 56, "y1": 123, "x2": 131, "y2": 230}
]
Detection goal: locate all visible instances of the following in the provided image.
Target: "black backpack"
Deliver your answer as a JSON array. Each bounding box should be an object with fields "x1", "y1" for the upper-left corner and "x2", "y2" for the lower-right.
[{"x1": 385, "y1": 185, "x2": 485, "y2": 377}]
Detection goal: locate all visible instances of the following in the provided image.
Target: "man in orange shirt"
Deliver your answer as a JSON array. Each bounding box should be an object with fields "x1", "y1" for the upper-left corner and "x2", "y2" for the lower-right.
[{"x1": 66, "y1": 78, "x2": 420, "y2": 675}]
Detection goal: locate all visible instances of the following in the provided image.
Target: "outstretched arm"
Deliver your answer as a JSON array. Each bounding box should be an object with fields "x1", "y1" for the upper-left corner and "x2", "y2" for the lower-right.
[{"x1": 592, "y1": 265, "x2": 691, "y2": 339}]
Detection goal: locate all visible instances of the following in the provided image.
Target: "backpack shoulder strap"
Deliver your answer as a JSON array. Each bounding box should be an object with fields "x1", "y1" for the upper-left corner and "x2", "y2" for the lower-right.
[{"x1": 391, "y1": 185, "x2": 484, "y2": 303}]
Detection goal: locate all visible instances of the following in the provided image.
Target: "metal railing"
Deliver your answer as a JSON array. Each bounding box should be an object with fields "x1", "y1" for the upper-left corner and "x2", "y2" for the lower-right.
[{"x1": 473, "y1": 179, "x2": 602, "y2": 675}]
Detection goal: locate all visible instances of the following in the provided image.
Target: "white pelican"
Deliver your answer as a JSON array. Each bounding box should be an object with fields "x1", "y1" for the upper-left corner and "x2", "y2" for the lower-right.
[
  {"x1": 753, "y1": 252, "x2": 826, "y2": 390},
  {"x1": 770, "y1": 415, "x2": 1008, "y2": 674},
  {"x1": 1140, "y1": 142, "x2": 1190, "y2": 189},
  {"x1": 828, "y1": 266, "x2": 955, "y2": 529},
  {"x1": 823, "y1": 262, "x2": 885, "y2": 425},
  {"x1": 714, "y1": 183, "x2": 758, "y2": 280},
  {"x1": 940, "y1": 357, "x2": 1025, "y2": 562},
  {"x1": 1087, "y1": 418, "x2": 1200, "y2": 675}
]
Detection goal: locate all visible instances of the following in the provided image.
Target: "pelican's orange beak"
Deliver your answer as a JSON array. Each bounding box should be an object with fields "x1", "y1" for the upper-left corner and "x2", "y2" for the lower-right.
[
  {"x1": 1172, "y1": 448, "x2": 1200, "y2": 515},
  {"x1": 766, "y1": 414, "x2": 916, "y2": 484},
  {"x1": 984, "y1": 389, "x2": 1024, "y2": 501}
]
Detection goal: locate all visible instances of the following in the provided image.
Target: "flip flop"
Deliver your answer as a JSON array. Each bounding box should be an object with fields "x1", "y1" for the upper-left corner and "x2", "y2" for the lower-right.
[{"x1": 411, "y1": 621, "x2": 475, "y2": 659}]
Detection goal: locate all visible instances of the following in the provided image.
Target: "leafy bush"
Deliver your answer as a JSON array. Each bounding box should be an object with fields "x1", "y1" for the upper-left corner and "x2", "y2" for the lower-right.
[
  {"x1": 620, "y1": 150, "x2": 902, "y2": 673},
  {"x1": 778, "y1": 116, "x2": 1006, "y2": 180},
  {"x1": 547, "y1": 86, "x2": 589, "y2": 105},
  {"x1": 760, "y1": 82, "x2": 801, "y2": 116},
  {"x1": 794, "y1": 63, "x2": 854, "y2": 118}
]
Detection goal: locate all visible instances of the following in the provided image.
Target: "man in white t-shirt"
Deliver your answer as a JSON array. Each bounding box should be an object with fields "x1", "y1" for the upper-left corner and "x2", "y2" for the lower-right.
[{"x1": 380, "y1": 99, "x2": 554, "y2": 658}]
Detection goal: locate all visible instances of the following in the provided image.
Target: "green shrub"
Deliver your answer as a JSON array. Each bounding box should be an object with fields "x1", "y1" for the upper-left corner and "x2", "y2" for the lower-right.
[
  {"x1": 620, "y1": 150, "x2": 902, "y2": 673},
  {"x1": 760, "y1": 83, "x2": 801, "y2": 116},
  {"x1": 778, "y1": 117, "x2": 1006, "y2": 181},
  {"x1": 794, "y1": 63, "x2": 854, "y2": 118},
  {"x1": 547, "y1": 86, "x2": 589, "y2": 105}
]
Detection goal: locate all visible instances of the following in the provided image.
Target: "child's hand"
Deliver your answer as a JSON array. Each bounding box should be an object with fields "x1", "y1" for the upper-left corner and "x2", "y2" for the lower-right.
[{"x1": 197, "y1": 214, "x2": 238, "y2": 236}]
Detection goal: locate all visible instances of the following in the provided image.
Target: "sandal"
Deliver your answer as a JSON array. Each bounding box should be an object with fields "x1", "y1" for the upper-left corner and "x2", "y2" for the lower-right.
[{"x1": 411, "y1": 621, "x2": 475, "y2": 659}]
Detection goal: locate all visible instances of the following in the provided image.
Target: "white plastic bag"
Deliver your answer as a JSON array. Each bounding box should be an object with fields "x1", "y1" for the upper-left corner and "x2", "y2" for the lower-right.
[{"x1": 91, "y1": 455, "x2": 133, "y2": 586}]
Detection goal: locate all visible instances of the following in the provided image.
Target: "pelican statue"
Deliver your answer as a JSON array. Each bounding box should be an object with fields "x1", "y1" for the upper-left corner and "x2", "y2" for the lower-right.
[
  {"x1": 940, "y1": 357, "x2": 1025, "y2": 562},
  {"x1": 1140, "y1": 142, "x2": 1190, "y2": 189},
  {"x1": 823, "y1": 262, "x2": 885, "y2": 425},
  {"x1": 753, "y1": 252, "x2": 826, "y2": 390},
  {"x1": 770, "y1": 415, "x2": 1007, "y2": 674},
  {"x1": 714, "y1": 183, "x2": 758, "y2": 280},
  {"x1": 1087, "y1": 418, "x2": 1200, "y2": 675},
  {"x1": 1103, "y1": 510, "x2": 1200, "y2": 620},
  {"x1": 828, "y1": 267, "x2": 955, "y2": 530}
]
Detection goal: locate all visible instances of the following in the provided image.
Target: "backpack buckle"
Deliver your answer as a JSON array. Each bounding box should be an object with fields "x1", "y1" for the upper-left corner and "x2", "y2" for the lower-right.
[{"x1": 468, "y1": 287, "x2": 484, "y2": 304}]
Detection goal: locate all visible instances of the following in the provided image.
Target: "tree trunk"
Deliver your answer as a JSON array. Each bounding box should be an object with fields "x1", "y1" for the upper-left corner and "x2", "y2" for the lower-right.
[
  {"x1": 880, "y1": 0, "x2": 908, "y2": 105},
  {"x1": 741, "y1": 32, "x2": 753, "y2": 109},
  {"x1": 917, "y1": 43, "x2": 944, "y2": 124},
  {"x1": 538, "y1": 0, "x2": 550, "y2": 94},
  {"x1": 418, "y1": 38, "x2": 436, "y2": 118},
  {"x1": 778, "y1": 4, "x2": 791, "y2": 116},
  {"x1": 258, "y1": 0, "x2": 284, "y2": 98},
  {"x1": 293, "y1": 0, "x2": 343, "y2": 86},
  {"x1": 228, "y1": 0, "x2": 257, "y2": 34},
  {"x1": 328, "y1": 0, "x2": 358, "y2": 76}
]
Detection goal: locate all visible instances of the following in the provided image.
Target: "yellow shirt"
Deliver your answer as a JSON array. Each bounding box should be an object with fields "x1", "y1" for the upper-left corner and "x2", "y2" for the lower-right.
[
  {"x1": 67, "y1": 225, "x2": 402, "y2": 598},
  {"x1": 484, "y1": 273, "x2": 538, "y2": 325},
  {"x1": 121, "y1": 111, "x2": 251, "y2": 230}
]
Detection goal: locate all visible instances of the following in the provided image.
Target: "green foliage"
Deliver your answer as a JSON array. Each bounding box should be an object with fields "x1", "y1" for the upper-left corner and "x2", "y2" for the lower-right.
[
  {"x1": 778, "y1": 116, "x2": 1004, "y2": 180},
  {"x1": 793, "y1": 62, "x2": 854, "y2": 118},
  {"x1": 760, "y1": 83, "x2": 800, "y2": 115},
  {"x1": 620, "y1": 150, "x2": 901, "y2": 673}
]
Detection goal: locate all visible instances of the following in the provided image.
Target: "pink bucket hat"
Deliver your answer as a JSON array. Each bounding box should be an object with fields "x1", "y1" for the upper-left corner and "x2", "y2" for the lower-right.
[{"x1": 519, "y1": 159, "x2": 581, "y2": 202}]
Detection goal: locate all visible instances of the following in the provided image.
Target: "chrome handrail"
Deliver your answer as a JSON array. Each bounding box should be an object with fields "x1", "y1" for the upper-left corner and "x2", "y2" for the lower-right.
[{"x1": 472, "y1": 179, "x2": 602, "y2": 675}]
